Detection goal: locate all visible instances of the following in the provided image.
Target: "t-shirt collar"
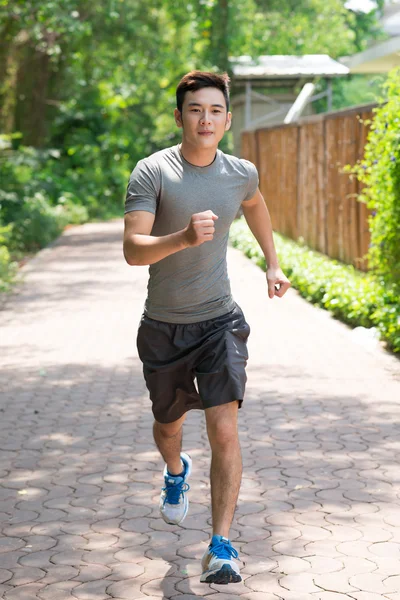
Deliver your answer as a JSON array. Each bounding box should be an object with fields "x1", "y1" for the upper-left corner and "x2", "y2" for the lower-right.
[{"x1": 176, "y1": 144, "x2": 220, "y2": 172}]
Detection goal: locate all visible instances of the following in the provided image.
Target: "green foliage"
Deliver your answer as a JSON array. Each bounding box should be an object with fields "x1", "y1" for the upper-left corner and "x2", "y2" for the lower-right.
[
  {"x1": 0, "y1": 221, "x2": 17, "y2": 292},
  {"x1": 230, "y1": 217, "x2": 400, "y2": 353},
  {"x1": 0, "y1": 0, "x2": 90, "y2": 55},
  {"x1": 371, "y1": 286, "x2": 400, "y2": 355},
  {"x1": 331, "y1": 74, "x2": 387, "y2": 111},
  {"x1": 229, "y1": 0, "x2": 382, "y2": 59},
  {"x1": 0, "y1": 137, "x2": 91, "y2": 255},
  {"x1": 11, "y1": 193, "x2": 67, "y2": 253},
  {"x1": 345, "y1": 68, "x2": 400, "y2": 296}
]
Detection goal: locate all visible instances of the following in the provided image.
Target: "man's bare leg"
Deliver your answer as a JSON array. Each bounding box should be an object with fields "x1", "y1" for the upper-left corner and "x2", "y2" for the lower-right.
[
  {"x1": 153, "y1": 413, "x2": 187, "y2": 475},
  {"x1": 205, "y1": 401, "x2": 242, "y2": 538}
]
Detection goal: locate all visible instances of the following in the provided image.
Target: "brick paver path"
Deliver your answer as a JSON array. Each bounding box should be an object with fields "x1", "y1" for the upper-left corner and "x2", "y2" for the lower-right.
[{"x1": 1, "y1": 220, "x2": 400, "y2": 600}]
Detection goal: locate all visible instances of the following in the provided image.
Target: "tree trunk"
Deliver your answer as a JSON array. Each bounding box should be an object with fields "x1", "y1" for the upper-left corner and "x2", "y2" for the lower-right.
[
  {"x1": 14, "y1": 43, "x2": 51, "y2": 147},
  {"x1": 0, "y1": 20, "x2": 19, "y2": 133},
  {"x1": 210, "y1": 0, "x2": 230, "y2": 72}
]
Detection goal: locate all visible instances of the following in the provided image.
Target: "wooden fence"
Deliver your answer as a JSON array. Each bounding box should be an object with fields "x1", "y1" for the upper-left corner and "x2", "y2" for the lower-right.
[{"x1": 241, "y1": 103, "x2": 377, "y2": 271}]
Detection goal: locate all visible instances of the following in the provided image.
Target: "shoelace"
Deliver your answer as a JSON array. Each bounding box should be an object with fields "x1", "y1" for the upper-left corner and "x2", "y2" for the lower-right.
[
  {"x1": 162, "y1": 479, "x2": 190, "y2": 505},
  {"x1": 210, "y1": 540, "x2": 239, "y2": 560}
]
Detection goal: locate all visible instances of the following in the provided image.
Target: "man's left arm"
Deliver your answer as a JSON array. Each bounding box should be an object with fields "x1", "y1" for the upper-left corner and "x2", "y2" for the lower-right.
[{"x1": 241, "y1": 187, "x2": 291, "y2": 299}]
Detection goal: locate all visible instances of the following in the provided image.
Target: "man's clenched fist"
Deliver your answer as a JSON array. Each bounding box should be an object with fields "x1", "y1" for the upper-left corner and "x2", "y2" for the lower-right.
[{"x1": 184, "y1": 210, "x2": 218, "y2": 247}]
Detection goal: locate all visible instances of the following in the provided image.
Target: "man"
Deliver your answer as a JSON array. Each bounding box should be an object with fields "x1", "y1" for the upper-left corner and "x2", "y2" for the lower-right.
[{"x1": 123, "y1": 71, "x2": 290, "y2": 585}]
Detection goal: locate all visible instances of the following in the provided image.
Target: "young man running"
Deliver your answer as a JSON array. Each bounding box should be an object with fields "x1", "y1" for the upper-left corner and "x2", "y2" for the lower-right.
[{"x1": 123, "y1": 71, "x2": 290, "y2": 584}]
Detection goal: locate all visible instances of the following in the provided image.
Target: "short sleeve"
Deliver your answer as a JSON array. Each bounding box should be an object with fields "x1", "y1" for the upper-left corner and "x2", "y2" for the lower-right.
[
  {"x1": 242, "y1": 160, "x2": 259, "y2": 201},
  {"x1": 125, "y1": 158, "x2": 161, "y2": 215}
]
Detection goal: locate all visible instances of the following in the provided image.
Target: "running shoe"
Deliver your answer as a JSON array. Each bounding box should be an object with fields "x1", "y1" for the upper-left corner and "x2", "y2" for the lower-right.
[
  {"x1": 200, "y1": 534, "x2": 242, "y2": 584},
  {"x1": 159, "y1": 452, "x2": 191, "y2": 525}
]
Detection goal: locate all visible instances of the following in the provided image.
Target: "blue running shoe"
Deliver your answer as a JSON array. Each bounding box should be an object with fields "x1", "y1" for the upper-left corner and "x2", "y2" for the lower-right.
[
  {"x1": 200, "y1": 534, "x2": 242, "y2": 584},
  {"x1": 159, "y1": 452, "x2": 192, "y2": 525}
]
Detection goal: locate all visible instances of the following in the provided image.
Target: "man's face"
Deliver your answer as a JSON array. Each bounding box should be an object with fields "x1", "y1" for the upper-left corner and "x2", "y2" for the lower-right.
[{"x1": 174, "y1": 87, "x2": 232, "y2": 148}]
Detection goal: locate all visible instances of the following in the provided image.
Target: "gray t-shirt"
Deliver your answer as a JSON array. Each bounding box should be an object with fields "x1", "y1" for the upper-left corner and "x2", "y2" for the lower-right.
[{"x1": 125, "y1": 144, "x2": 258, "y2": 323}]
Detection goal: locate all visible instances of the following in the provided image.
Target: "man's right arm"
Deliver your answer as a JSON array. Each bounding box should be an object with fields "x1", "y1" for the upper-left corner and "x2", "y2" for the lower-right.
[{"x1": 123, "y1": 210, "x2": 218, "y2": 266}]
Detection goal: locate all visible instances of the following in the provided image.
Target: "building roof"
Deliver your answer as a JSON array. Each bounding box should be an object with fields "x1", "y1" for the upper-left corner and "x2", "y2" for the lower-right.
[
  {"x1": 338, "y1": 2, "x2": 400, "y2": 74},
  {"x1": 340, "y1": 35, "x2": 400, "y2": 73},
  {"x1": 230, "y1": 55, "x2": 350, "y2": 79}
]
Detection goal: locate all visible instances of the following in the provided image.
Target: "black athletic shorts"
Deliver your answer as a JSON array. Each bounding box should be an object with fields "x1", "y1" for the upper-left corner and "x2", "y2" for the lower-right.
[{"x1": 136, "y1": 303, "x2": 250, "y2": 424}]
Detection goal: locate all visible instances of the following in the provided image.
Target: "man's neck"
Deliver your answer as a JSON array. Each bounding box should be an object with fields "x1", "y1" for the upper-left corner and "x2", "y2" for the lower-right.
[{"x1": 179, "y1": 141, "x2": 218, "y2": 167}]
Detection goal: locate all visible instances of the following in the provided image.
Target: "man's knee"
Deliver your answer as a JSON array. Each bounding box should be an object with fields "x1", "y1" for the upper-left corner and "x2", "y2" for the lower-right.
[
  {"x1": 205, "y1": 401, "x2": 239, "y2": 448},
  {"x1": 154, "y1": 413, "x2": 186, "y2": 438}
]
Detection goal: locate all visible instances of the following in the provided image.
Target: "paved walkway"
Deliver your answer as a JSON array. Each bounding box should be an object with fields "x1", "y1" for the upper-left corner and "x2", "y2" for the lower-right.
[{"x1": 1, "y1": 220, "x2": 400, "y2": 600}]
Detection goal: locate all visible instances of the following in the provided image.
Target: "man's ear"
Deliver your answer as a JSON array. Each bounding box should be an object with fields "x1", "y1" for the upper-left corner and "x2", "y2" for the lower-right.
[
  {"x1": 174, "y1": 108, "x2": 183, "y2": 128},
  {"x1": 225, "y1": 111, "x2": 232, "y2": 131}
]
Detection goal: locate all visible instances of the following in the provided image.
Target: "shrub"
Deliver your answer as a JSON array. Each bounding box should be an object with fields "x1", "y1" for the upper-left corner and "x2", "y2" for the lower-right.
[
  {"x1": 9, "y1": 193, "x2": 68, "y2": 254},
  {"x1": 0, "y1": 223, "x2": 17, "y2": 292},
  {"x1": 0, "y1": 138, "x2": 92, "y2": 256}
]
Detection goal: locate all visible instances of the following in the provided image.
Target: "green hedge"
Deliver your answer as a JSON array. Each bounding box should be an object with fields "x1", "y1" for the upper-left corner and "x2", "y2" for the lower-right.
[{"x1": 230, "y1": 218, "x2": 400, "y2": 354}]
